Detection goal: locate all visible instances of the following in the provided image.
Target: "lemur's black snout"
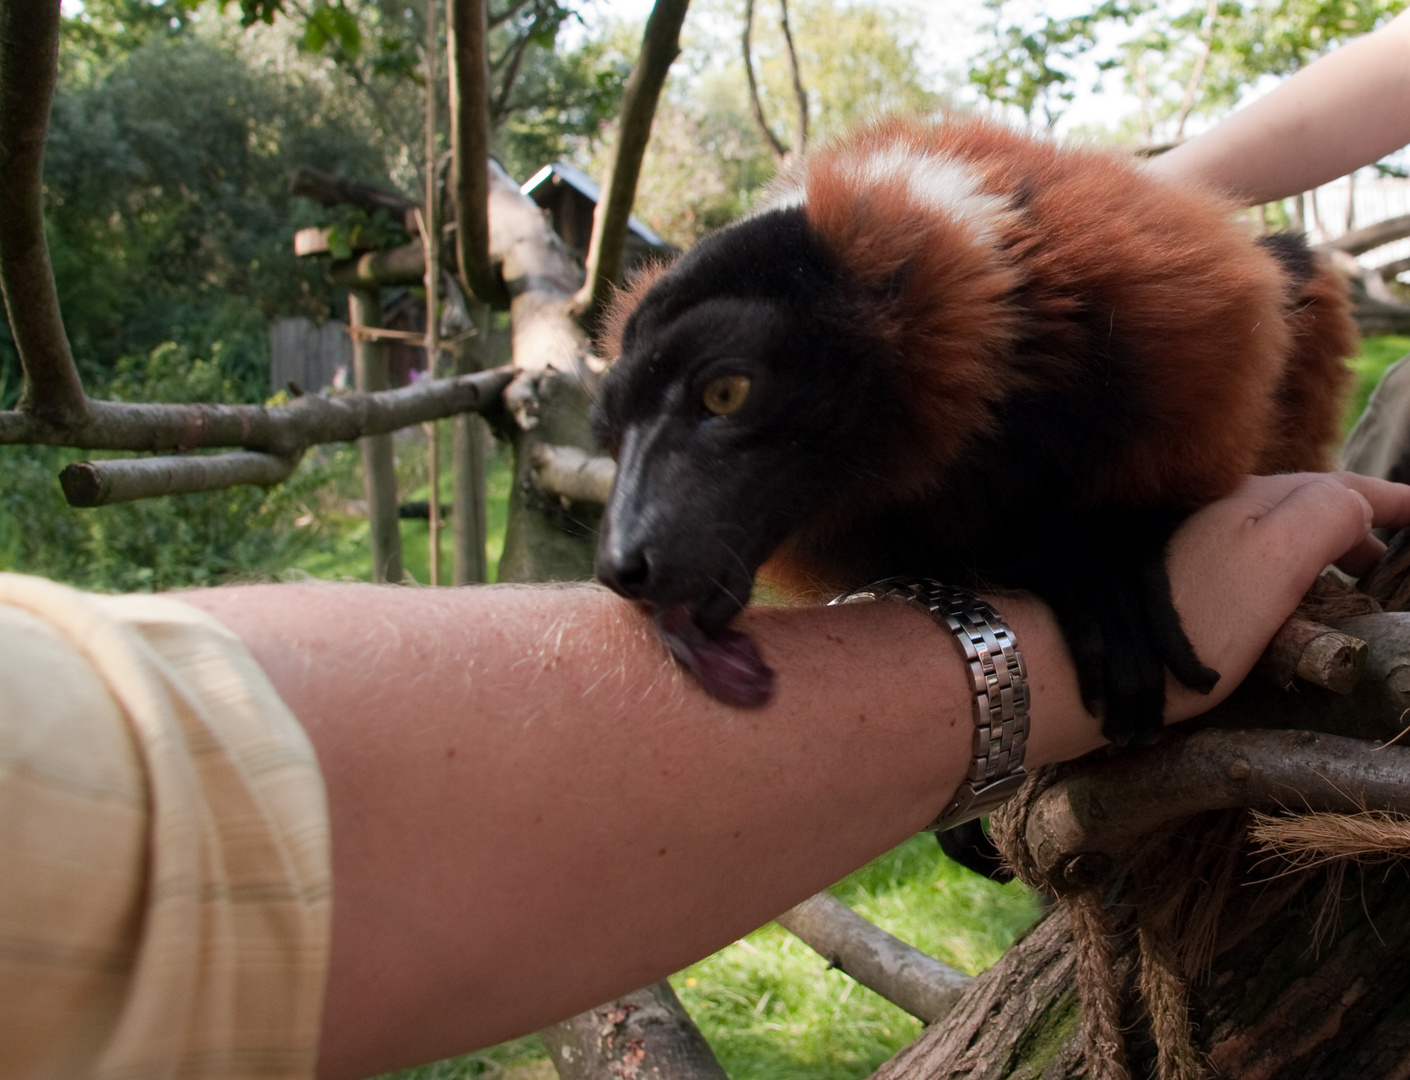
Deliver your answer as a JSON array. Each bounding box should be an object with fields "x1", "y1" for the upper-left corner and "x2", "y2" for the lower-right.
[{"x1": 595, "y1": 543, "x2": 652, "y2": 599}]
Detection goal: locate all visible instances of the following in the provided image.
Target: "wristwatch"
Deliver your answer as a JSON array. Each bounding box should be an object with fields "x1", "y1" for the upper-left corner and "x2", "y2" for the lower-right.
[{"x1": 830, "y1": 577, "x2": 1030, "y2": 832}]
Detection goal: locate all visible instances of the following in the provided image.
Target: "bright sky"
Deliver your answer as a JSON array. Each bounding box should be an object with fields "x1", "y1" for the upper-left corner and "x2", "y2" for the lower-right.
[{"x1": 583, "y1": 0, "x2": 1148, "y2": 135}]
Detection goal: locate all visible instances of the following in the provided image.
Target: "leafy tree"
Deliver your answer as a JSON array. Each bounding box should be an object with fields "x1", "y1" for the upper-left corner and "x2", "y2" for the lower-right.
[
  {"x1": 970, "y1": 0, "x2": 1405, "y2": 135},
  {"x1": 39, "y1": 27, "x2": 399, "y2": 398},
  {"x1": 585, "y1": 0, "x2": 944, "y2": 248}
]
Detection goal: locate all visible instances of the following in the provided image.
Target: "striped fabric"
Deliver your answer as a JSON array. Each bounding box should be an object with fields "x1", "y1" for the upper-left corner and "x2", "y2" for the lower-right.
[{"x1": 0, "y1": 574, "x2": 331, "y2": 1080}]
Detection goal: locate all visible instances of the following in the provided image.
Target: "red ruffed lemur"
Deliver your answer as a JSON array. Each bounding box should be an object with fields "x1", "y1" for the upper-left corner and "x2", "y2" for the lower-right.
[{"x1": 591, "y1": 113, "x2": 1356, "y2": 747}]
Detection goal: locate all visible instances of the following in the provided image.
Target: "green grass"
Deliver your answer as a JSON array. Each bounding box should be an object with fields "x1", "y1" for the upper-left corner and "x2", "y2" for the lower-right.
[
  {"x1": 672, "y1": 835, "x2": 1038, "y2": 1080},
  {"x1": 1345, "y1": 335, "x2": 1410, "y2": 435},
  {"x1": 288, "y1": 433, "x2": 514, "y2": 585}
]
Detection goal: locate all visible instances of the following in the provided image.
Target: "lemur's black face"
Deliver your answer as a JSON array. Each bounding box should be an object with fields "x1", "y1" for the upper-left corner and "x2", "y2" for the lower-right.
[{"x1": 592, "y1": 211, "x2": 894, "y2": 706}]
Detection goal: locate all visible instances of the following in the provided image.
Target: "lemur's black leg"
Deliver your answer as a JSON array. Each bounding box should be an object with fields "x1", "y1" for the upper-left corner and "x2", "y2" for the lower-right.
[
  {"x1": 1003, "y1": 507, "x2": 1220, "y2": 745},
  {"x1": 936, "y1": 819, "x2": 1014, "y2": 883}
]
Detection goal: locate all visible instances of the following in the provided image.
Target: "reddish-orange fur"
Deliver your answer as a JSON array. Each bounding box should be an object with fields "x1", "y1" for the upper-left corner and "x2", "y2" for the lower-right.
[
  {"x1": 795, "y1": 114, "x2": 1353, "y2": 507},
  {"x1": 598, "y1": 259, "x2": 675, "y2": 361}
]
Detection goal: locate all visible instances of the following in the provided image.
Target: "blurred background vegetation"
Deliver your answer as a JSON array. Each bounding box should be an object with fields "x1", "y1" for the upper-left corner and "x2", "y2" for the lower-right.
[{"x1": 3, "y1": 1, "x2": 1408, "y2": 1076}]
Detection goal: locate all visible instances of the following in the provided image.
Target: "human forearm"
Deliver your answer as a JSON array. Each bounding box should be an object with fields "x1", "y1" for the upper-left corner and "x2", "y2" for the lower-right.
[
  {"x1": 175, "y1": 471, "x2": 1410, "y2": 1078},
  {"x1": 181, "y1": 581, "x2": 1084, "y2": 1079},
  {"x1": 1150, "y1": 12, "x2": 1410, "y2": 205}
]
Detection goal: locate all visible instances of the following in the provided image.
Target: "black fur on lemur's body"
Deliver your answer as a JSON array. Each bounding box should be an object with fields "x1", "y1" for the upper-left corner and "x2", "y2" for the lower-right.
[{"x1": 591, "y1": 113, "x2": 1355, "y2": 745}]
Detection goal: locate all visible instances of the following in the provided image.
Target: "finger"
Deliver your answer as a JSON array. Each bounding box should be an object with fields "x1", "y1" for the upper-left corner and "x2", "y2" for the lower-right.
[
  {"x1": 1320, "y1": 472, "x2": 1410, "y2": 530},
  {"x1": 1252, "y1": 476, "x2": 1375, "y2": 584},
  {"x1": 1333, "y1": 531, "x2": 1387, "y2": 578}
]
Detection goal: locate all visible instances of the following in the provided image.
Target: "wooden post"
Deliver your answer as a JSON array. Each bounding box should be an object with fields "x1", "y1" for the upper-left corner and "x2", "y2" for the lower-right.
[
  {"x1": 423, "y1": 0, "x2": 443, "y2": 586},
  {"x1": 349, "y1": 288, "x2": 404, "y2": 584},
  {"x1": 452, "y1": 300, "x2": 492, "y2": 583}
]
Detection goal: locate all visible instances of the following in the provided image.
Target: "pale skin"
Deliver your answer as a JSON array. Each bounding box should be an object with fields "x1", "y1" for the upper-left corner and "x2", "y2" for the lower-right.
[
  {"x1": 1150, "y1": 9, "x2": 1410, "y2": 204},
  {"x1": 175, "y1": 472, "x2": 1410, "y2": 1080}
]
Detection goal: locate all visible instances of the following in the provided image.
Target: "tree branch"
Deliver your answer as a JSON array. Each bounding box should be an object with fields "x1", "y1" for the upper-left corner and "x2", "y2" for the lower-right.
[
  {"x1": 1172, "y1": 0, "x2": 1217, "y2": 140},
  {"x1": 1021, "y1": 728, "x2": 1410, "y2": 891},
  {"x1": 776, "y1": 892, "x2": 971, "y2": 1024},
  {"x1": 59, "y1": 451, "x2": 303, "y2": 507},
  {"x1": 742, "y1": 0, "x2": 788, "y2": 165},
  {"x1": 529, "y1": 443, "x2": 615, "y2": 504},
  {"x1": 0, "y1": 367, "x2": 515, "y2": 455},
  {"x1": 575, "y1": 0, "x2": 691, "y2": 319},
  {"x1": 1255, "y1": 615, "x2": 1366, "y2": 693},
  {"x1": 1323, "y1": 213, "x2": 1410, "y2": 256},
  {"x1": 329, "y1": 242, "x2": 428, "y2": 288},
  {"x1": 289, "y1": 165, "x2": 416, "y2": 217},
  {"x1": 449, "y1": 0, "x2": 509, "y2": 308},
  {"x1": 0, "y1": 0, "x2": 88, "y2": 425},
  {"x1": 486, "y1": 0, "x2": 533, "y2": 30},
  {"x1": 777, "y1": 0, "x2": 807, "y2": 157}
]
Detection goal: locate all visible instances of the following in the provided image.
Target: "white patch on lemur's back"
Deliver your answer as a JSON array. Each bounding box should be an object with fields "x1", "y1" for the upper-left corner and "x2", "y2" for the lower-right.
[
  {"x1": 753, "y1": 173, "x2": 807, "y2": 215},
  {"x1": 846, "y1": 142, "x2": 1007, "y2": 242},
  {"x1": 750, "y1": 135, "x2": 1008, "y2": 245}
]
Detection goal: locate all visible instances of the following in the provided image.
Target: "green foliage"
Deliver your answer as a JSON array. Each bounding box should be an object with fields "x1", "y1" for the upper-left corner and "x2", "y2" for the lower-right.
[
  {"x1": 38, "y1": 26, "x2": 399, "y2": 395},
  {"x1": 969, "y1": 0, "x2": 1405, "y2": 134},
  {"x1": 0, "y1": 342, "x2": 349, "y2": 592},
  {"x1": 491, "y1": 24, "x2": 631, "y2": 183},
  {"x1": 586, "y1": 0, "x2": 944, "y2": 248},
  {"x1": 969, "y1": 0, "x2": 1151, "y2": 126},
  {"x1": 320, "y1": 205, "x2": 412, "y2": 260},
  {"x1": 1346, "y1": 334, "x2": 1410, "y2": 433}
]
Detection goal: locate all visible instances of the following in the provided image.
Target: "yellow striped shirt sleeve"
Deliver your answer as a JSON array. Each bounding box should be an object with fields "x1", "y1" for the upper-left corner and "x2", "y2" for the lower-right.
[{"x1": 0, "y1": 573, "x2": 331, "y2": 1080}]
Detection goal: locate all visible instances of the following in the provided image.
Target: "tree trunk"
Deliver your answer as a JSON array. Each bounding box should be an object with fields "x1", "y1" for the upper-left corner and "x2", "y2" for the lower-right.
[{"x1": 496, "y1": 368, "x2": 601, "y2": 583}]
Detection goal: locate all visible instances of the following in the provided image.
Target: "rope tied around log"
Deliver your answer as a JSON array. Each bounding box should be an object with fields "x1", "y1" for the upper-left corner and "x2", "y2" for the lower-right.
[
  {"x1": 993, "y1": 776, "x2": 1261, "y2": 1080},
  {"x1": 992, "y1": 767, "x2": 1410, "y2": 1080}
]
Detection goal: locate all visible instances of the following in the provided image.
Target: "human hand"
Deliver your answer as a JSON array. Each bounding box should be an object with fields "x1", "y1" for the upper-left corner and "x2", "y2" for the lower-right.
[{"x1": 1163, "y1": 472, "x2": 1410, "y2": 723}]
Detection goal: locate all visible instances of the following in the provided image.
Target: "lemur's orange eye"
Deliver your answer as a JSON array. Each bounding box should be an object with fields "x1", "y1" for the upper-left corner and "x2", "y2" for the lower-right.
[{"x1": 703, "y1": 375, "x2": 751, "y2": 416}]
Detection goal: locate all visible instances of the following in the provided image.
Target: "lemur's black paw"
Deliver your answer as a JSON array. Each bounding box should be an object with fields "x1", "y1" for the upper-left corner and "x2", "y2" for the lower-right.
[{"x1": 1014, "y1": 508, "x2": 1219, "y2": 747}]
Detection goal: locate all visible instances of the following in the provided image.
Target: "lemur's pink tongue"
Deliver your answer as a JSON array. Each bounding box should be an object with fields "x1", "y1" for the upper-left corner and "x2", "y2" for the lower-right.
[{"x1": 651, "y1": 603, "x2": 776, "y2": 708}]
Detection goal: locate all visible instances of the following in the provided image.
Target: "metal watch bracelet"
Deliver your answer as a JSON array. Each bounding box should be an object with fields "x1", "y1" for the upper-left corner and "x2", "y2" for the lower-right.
[{"x1": 830, "y1": 577, "x2": 1030, "y2": 833}]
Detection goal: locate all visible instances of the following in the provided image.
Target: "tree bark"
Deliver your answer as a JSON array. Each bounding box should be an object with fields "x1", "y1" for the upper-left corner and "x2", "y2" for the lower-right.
[
  {"x1": 1323, "y1": 212, "x2": 1410, "y2": 257},
  {"x1": 451, "y1": 299, "x2": 493, "y2": 583},
  {"x1": 59, "y1": 451, "x2": 301, "y2": 507},
  {"x1": 540, "y1": 980, "x2": 730, "y2": 1080},
  {"x1": 449, "y1": 0, "x2": 509, "y2": 309},
  {"x1": 777, "y1": 892, "x2": 972, "y2": 1024},
  {"x1": 482, "y1": 156, "x2": 603, "y2": 583},
  {"x1": 0, "y1": 0, "x2": 87, "y2": 425}
]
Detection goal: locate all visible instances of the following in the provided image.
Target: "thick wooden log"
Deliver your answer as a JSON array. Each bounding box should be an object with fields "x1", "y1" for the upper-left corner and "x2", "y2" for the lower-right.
[
  {"x1": 1019, "y1": 728, "x2": 1410, "y2": 889},
  {"x1": 1323, "y1": 212, "x2": 1410, "y2": 256},
  {"x1": 871, "y1": 838, "x2": 1410, "y2": 1079},
  {"x1": 540, "y1": 980, "x2": 729, "y2": 1080}
]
